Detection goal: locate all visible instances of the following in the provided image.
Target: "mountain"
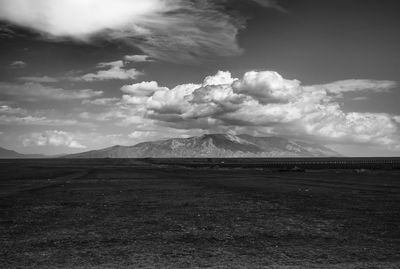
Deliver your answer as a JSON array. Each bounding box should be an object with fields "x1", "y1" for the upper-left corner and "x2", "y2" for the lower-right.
[
  {"x1": 0, "y1": 147, "x2": 46, "y2": 159},
  {"x1": 64, "y1": 134, "x2": 340, "y2": 158}
]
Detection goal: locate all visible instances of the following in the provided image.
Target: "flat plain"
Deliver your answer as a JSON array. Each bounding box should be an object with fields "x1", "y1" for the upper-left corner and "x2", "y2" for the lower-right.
[{"x1": 0, "y1": 159, "x2": 399, "y2": 268}]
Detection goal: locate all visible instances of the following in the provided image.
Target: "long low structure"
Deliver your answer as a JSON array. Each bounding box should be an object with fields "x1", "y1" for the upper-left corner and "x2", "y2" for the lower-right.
[
  {"x1": 147, "y1": 157, "x2": 400, "y2": 170},
  {"x1": 1, "y1": 157, "x2": 399, "y2": 170}
]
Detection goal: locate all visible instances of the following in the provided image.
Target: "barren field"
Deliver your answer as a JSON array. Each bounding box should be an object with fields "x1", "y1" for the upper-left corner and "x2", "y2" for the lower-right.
[{"x1": 1, "y1": 159, "x2": 400, "y2": 268}]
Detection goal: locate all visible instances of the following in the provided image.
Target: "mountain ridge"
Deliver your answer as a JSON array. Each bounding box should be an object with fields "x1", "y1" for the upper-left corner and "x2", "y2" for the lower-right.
[
  {"x1": 64, "y1": 133, "x2": 340, "y2": 158},
  {"x1": 0, "y1": 146, "x2": 46, "y2": 159}
]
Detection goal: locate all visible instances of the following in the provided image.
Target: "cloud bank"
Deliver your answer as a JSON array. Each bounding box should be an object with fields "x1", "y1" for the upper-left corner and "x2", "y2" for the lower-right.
[
  {"x1": 22, "y1": 130, "x2": 86, "y2": 149},
  {"x1": 0, "y1": 0, "x2": 278, "y2": 62},
  {"x1": 117, "y1": 70, "x2": 400, "y2": 149}
]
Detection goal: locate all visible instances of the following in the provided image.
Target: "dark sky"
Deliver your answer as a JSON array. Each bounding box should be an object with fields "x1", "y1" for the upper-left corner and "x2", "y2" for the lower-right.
[{"x1": 0, "y1": 0, "x2": 399, "y2": 156}]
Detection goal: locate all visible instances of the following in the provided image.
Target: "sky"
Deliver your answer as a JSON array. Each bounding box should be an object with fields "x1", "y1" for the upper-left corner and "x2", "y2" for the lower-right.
[{"x1": 0, "y1": 0, "x2": 399, "y2": 156}]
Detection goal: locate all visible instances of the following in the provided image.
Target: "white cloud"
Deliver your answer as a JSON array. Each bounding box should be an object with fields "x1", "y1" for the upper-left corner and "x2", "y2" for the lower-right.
[
  {"x1": 72, "y1": 60, "x2": 142, "y2": 81},
  {"x1": 118, "y1": 70, "x2": 400, "y2": 149},
  {"x1": 21, "y1": 131, "x2": 134, "y2": 151},
  {"x1": 0, "y1": 115, "x2": 87, "y2": 127},
  {"x1": 124, "y1": 55, "x2": 153, "y2": 63},
  {"x1": 203, "y1": 71, "x2": 237, "y2": 86},
  {"x1": 22, "y1": 130, "x2": 86, "y2": 149},
  {"x1": 10, "y1": 60, "x2": 26, "y2": 68},
  {"x1": 0, "y1": 0, "x2": 279, "y2": 62},
  {"x1": 82, "y1": 97, "x2": 120, "y2": 106},
  {"x1": 121, "y1": 81, "x2": 169, "y2": 105},
  {"x1": 20, "y1": 60, "x2": 143, "y2": 83},
  {"x1": 121, "y1": 81, "x2": 168, "y2": 96},
  {"x1": 97, "y1": 60, "x2": 124, "y2": 68},
  {"x1": 147, "y1": 83, "x2": 202, "y2": 115},
  {"x1": 0, "y1": 105, "x2": 95, "y2": 127},
  {"x1": 0, "y1": 0, "x2": 164, "y2": 37},
  {"x1": 0, "y1": 82, "x2": 103, "y2": 101},
  {"x1": 306, "y1": 79, "x2": 397, "y2": 97},
  {"x1": 128, "y1": 131, "x2": 160, "y2": 142},
  {"x1": 232, "y1": 71, "x2": 301, "y2": 103}
]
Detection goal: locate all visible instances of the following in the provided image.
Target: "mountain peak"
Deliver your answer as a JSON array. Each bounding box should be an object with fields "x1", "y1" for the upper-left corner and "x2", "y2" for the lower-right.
[{"x1": 64, "y1": 133, "x2": 340, "y2": 158}]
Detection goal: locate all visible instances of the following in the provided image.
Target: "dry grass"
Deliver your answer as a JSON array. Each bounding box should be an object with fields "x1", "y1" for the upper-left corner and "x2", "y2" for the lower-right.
[{"x1": 0, "y1": 159, "x2": 399, "y2": 268}]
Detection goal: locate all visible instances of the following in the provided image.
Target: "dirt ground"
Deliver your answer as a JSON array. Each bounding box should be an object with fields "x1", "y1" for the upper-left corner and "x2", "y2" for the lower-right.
[{"x1": 0, "y1": 159, "x2": 399, "y2": 268}]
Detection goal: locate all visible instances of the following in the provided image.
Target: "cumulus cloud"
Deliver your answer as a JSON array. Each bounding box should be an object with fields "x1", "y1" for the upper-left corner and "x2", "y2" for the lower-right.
[
  {"x1": 10, "y1": 60, "x2": 26, "y2": 68},
  {"x1": 301, "y1": 112, "x2": 398, "y2": 146},
  {"x1": 232, "y1": 71, "x2": 301, "y2": 103},
  {"x1": 22, "y1": 130, "x2": 86, "y2": 149},
  {"x1": 71, "y1": 60, "x2": 142, "y2": 81},
  {"x1": 122, "y1": 81, "x2": 169, "y2": 105},
  {"x1": 0, "y1": 82, "x2": 103, "y2": 101},
  {"x1": 203, "y1": 71, "x2": 237, "y2": 86},
  {"x1": 0, "y1": 0, "x2": 279, "y2": 62},
  {"x1": 147, "y1": 83, "x2": 202, "y2": 116},
  {"x1": 121, "y1": 81, "x2": 168, "y2": 97},
  {"x1": 118, "y1": 70, "x2": 400, "y2": 149}
]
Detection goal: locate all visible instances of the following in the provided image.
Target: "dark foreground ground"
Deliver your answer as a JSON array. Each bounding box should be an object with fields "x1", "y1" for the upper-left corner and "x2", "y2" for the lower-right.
[{"x1": 0, "y1": 159, "x2": 400, "y2": 268}]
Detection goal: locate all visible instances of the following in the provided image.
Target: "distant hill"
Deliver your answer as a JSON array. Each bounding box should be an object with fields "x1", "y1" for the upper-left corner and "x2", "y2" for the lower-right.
[
  {"x1": 0, "y1": 147, "x2": 45, "y2": 159},
  {"x1": 64, "y1": 134, "x2": 341, "y2": 158}
]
